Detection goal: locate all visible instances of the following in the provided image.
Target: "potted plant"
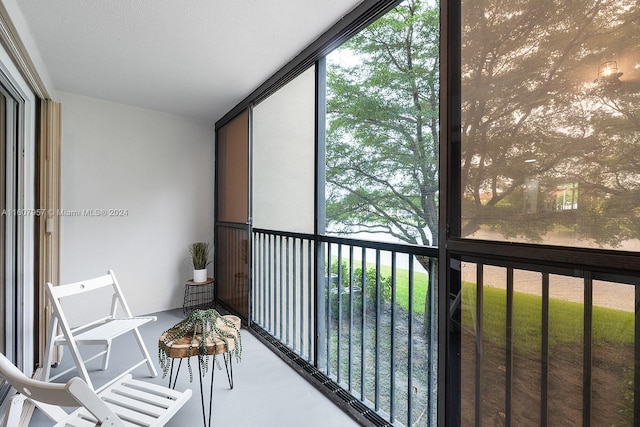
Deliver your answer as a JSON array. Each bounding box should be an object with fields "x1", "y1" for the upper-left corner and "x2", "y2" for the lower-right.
[
  {"x1": 189, "y1": 242, "x2": 211, "y2": 282},
  {"x1": 158, "y1": 309, "x2": 242, "y2": 381}
]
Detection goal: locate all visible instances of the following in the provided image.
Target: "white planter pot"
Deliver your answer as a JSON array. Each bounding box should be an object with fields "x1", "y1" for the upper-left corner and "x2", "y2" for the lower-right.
[{"x1": 193, "y1": 269, "x2": 207, "y2": 283}]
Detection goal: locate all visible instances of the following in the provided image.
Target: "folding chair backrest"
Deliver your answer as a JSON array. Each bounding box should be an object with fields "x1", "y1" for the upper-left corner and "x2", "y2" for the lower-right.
[
  {"x1": 0, "y1": 352, "x2": 75, "y2": 408},
  {"x1": 43, "y1": 270, "x2": 158, "y2": 390},
  {"x1": 0, "y1": 352, "x2": 125, "y2": 426},
  {"x1": 47, "y1": 270, "x2": 133, "y2": 323}
]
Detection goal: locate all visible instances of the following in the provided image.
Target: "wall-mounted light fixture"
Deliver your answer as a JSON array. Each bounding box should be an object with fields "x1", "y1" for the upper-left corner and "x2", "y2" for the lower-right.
[{"x1": 594, "y1": 61, "x2": 623, "y2": 86}]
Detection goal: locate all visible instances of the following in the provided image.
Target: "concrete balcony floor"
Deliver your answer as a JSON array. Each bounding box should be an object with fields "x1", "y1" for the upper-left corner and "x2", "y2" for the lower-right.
[{"x1": 29, "y1": 309, "x2": 360, "y2": 427}]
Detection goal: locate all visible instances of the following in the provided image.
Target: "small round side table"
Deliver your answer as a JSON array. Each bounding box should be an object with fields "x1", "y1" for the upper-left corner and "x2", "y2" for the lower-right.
[
  {"x1": 159, "y1": 315, "x2": 240, "y2": 427},
  {"x1": 182, "y1": 278, "x2": 215, "y2": 315}
]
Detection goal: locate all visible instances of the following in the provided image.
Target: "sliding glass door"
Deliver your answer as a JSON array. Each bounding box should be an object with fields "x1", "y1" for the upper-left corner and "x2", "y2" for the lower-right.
[{"x1": 0, "y1": 87, "x2": 23, "y2": 403}]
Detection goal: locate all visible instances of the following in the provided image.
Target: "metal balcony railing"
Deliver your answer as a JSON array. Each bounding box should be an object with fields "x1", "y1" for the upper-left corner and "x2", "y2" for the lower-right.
[
  {"x1": 251, "y1": 229, "x2": 438, "y2": 427},
  {"x1": 453, "y1": 255, "x2": 640, "y2": 426}
]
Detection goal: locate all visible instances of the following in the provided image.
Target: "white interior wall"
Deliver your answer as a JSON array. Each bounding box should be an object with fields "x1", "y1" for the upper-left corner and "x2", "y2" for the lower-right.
[{"x1": 58, "y1": 91, "x2": 214, "y2": 316}]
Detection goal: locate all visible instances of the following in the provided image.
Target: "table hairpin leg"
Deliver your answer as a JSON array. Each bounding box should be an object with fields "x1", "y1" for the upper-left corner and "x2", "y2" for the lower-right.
[
  {"x1": 168, "y1": 357, "x2": 214, "y2": 427},
  {"x1": 222, "y1": 352, "x2": 234, "y2": 389},
  {"x1": 159, "y1": 314, "x2": 240, "y2": 427},
  {"x1": 168, "y1": 358, "x2": 183, "y2": 389},
  {"x1": 197, "y1": 356, "x2": 215, "y2": 427}
]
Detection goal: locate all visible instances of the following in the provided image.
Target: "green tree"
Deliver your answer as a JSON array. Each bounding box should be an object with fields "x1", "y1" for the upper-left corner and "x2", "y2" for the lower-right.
[
  {"x1": 326, "y1": 0, "x2": 439, "y2": 247},
  {"x1": 327, "y1": 0, "x2": 640, "y2": 253},
  {"x1": 460, "y1": 0, "x2": 640, "y2": 245}
]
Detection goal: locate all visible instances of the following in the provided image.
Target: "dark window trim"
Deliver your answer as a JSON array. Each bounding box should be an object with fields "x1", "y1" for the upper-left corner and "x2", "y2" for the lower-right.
[
  {"x1": 442, "y1": 0, "x2": 640, "y2": 424},
  {"x1": 449, "y1": 238, "x2": 640, "y2": 276},
  {"x1": 440, "y1": 0, "x2": 462, "y2": 423}
]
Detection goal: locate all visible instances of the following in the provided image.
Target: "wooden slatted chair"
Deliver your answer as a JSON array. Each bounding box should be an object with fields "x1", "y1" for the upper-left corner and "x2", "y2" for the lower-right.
[
  {"x1": 43, "y1": 270, "x2": 158, "y2": 391},
  {"x1": 0, "y1": 352, "x2": 191, "y2": 426}
]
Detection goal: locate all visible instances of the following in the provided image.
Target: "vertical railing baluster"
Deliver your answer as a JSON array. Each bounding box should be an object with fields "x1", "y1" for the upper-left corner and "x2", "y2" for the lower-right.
[
  {"x1": 360, "y1": 247, "x2": 367, "y2": 401},
  {"x1": 262, "y1": 233, "x2": 266, "y2": 326},
  {"x1": 476, "y1": 263, "x2": 484, "y2": 425},
  {"x1": 407, "y1": 255, "x2": 414, "y2": 427},
  {"x1": 583, "y1": 273, "x2": 593, "y2": 427},
  {"x1": 247, "y1": 231, "x2": 251, "y2": 323},
  {"x1": 315, "y1": 239, "x2": 323, "y2": 370},
  {"x1": 541, "y1": 272, "x2": 549, "y2": 427},
  {"x1": 273, "y1": 235, "x2": 277, "y2": 335},
  {"x1": 238, "y1": 230, "x2": 241, "y2": 313},
  {"x1": 267, "y1": 234, "x2": 272, "y2": 333},
  {"x1": 293, "y1": 238, "x2": 298, "y2": 353},
  {"x1": 263, "y1": 232, "x2": 267, "y2": 327},
  {"x1": 374, "y1": 249, "x2": 381, "y2": 411},
  {"x1": 233, "y1": 230, "x2": 238, "y2": 309},
  {"x1": 259, "y1": 232, "x2": 263, "y2": 326},
  {"x1": 251, "y1": 232, "x2": 255, "y2": 322},
  {"x1": 390, "y1": 251, "x2": 397, "y2": 423},
  {"x1": 326, "y1": 243, "x2": 332, "y2": 375},
  {"x1": 274, "y1": 235, "x2": 278, "y2": 335},
  {"x1": 251, "y1": 232, "x2": 256, "y2": 323},
  {"x1": 298, "y1": 238, "x2": 308, "y2": 357},
  {"x1": 337, "y1": 243, "x2": 343, "y2": 384},
  {"x1": 286, "y1": 237, "x2": 290, "y2": 346},
  {"x1": 348, "y1": 245, "x2": 354, "y2": 392},
  {"x1": 506, "y1": 267, "x2": 514, "y2": 426},
  {"x1": 232, "y1": 230, "x2": 237, "y2": 308},
  {"x1": 428, "y1": 257, "x2": 437, "y2": 426},
  {"x1": 279, "y1": 235, "x2": 284, "y2": 340},
  {"x1": 634, "y1": 282, "x2": 640, "y2": 426},
  {"x1": 308, "y1": 239, "x2": 313, "y2": 362},
  {"x1": 252, "y1": 232, "x2": 258, "y2": 324},
  {"x1": 263, "y1": 233, "x2": 267, "y2": 327}
]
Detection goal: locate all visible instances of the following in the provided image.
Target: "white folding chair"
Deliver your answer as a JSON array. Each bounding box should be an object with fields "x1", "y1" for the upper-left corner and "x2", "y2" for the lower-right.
[
  {"x1": 0, "y1": 352, "x2": 191, "y2": 427},
  {"x1": 43, "y1": 270, "x2": 158, "y2": 391}
]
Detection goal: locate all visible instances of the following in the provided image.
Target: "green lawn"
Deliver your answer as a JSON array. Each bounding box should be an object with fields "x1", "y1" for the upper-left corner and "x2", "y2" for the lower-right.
[
  {"x1": 379, "y1": 265, "x2": 430, "y2": 315},
  {"x1": 330, "y1": 258, "x2": 430, "y2": 315},
  {"x1": 330, "y1": 258, "x2": 634, "y2": 350},
  {"x1": 461, "y1": 282, "x2": 634, "y2": 351}
]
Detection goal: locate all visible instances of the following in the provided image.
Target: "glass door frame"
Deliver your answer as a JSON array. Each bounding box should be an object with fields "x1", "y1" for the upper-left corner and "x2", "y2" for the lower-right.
[{"x1": 0, "y1": 47, "x2": 37, "y2": 407}]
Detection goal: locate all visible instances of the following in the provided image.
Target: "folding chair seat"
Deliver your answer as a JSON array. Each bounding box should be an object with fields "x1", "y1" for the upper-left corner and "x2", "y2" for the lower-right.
[
  {"x1": 43, "y1": 270, "x2": 158, "y2": 391},
  {"x1": 0, "y1": 352, "x2": 191, "y2": 426}
]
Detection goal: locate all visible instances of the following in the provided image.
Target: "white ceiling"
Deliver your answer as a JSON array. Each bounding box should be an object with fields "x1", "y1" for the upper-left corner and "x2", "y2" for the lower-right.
[{"x1": 16, "y1": 0, "x2": 363, "y2": 123}]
